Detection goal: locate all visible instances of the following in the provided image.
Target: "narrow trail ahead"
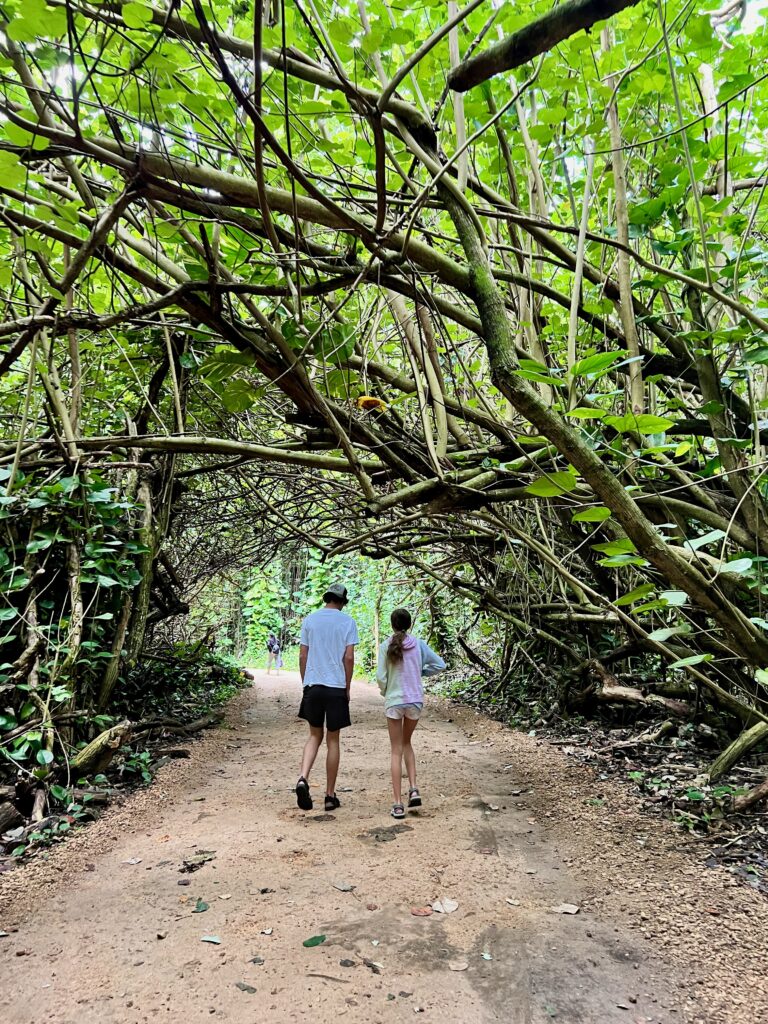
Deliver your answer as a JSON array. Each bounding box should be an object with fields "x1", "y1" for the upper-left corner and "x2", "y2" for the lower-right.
[{"x1": 2, "y1": 672, "x2": 767, "y2": 1024}]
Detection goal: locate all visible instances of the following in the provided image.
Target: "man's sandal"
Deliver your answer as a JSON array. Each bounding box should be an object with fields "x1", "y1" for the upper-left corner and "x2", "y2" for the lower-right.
[
  {"x1": 295, "y1": 776, "x2": 312, "y2": 811},
  {"x1": 325, "y1": 794, "x2": 341, "y2": 811},
  {"x1": 408, "y1": 788, "x2": 422, "y2": 808},
  {"x1": 391, "y1": 803, "x2": 406, "y2": 819}
]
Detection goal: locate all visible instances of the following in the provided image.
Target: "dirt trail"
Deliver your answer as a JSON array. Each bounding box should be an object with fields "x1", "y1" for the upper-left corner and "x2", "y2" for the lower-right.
[{"x1": 2, "y1": 672, "x2": 767, "y2": 1024}]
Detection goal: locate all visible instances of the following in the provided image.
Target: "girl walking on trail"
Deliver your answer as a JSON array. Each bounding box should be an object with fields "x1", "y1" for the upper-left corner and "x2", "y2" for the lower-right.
[{"x1": 376, "y1": 608, "x2": 445, "y2": 819}]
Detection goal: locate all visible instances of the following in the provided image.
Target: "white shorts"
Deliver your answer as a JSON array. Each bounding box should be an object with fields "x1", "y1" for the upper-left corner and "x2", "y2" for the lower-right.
[{"x1": 385, "y1": 703, "x2": 423, "y2": 721}]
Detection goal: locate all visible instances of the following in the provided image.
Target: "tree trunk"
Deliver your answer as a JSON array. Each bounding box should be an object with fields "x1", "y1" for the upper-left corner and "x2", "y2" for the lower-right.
[
  {"x1": 732, "y1": 775, "x2": 768, "y2": 814},
  {"x1": 708, "y1": 722, "x2": 768, "y2": 782},
  {"x1": 124, "y1": 473, "x2": 157, "y2": 666},
  {"x1": 70, "y1": 721, "x2": 132, "y2": 775},
  {"x1": 0, "y1": 802, "x2": 23, "y2": 833}
]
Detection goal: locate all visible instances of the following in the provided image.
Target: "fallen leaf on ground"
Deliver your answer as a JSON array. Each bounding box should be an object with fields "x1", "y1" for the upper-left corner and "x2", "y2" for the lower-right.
[
  {"x1": 551, "y1": 903, "x2": 580, "y2": 915},
  {"x1": 122, "y1": 858, "x2": 142, "y2": 865},
  {"x1": 236, "y1": 982, "x2": 257, "y2": 994},
  {"x1": 303, "y1": 934, "x2": 327, "y2": 947},
  {"x1": 192, "y1": 899, "x2": 209, "y2": 913},
  {"x1": 333, "y1": 881, "x2": 355, "y2": 892},
  {"x1": 180, "y1": 852, "x2": 215, "y2": 873},
  {"x1": 481, "y1": 952, "x2": 493, "y2": 961},
  {"x1": 366, "y1": 903, "x2": 378, "y2": 911},
  {"x1": 506, "y1": 898, "x2": 521, "y2": 906},
  {"x1": 362, "y1": 958, "x2": 382, "y2": 974},
  {"x1": 261, "y1": 928, "x2": 273, "y2": 935},
  {"x1": 249, "y1": 956, "x2": 265, "y2": 965},
  {"x1": 218, "y1": 894, "x2": 232, "y2": 901},
  {"x1": 488, "y1": 804, "x2": 500, "y2": 811},
  {"x1": 431, "y1": 898, "x2": 459, "y2": 914},
  {"x1": 525, "y1": 869, "x2": 537, "y2": 875},
  {"x1": 448, "y1": 959, "x2": 469, "y2": 972},
  {"x1": 410, "y1": 907, "x2": 433, "y2": 917},
  {"x1": 156, "y1": 931, "x2": 168, "y2": 940},
  {"x1": 339, "y1": 959, "x2": 356, "y2": 967},
  {"x1": 201, "y1": 935, "x2": 221, "y2": 944}
]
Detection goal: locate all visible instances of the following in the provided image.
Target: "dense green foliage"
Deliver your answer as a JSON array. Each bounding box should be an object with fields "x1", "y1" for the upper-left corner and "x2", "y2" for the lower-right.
[{"x1": 3, "y1": 0, "x2": 768, "y2": 810}]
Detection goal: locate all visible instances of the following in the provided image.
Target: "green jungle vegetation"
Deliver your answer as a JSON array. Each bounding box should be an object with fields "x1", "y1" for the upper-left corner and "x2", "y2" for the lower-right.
[{"x1": 3, "y1": 0, "x2": 768, "y2": 846}]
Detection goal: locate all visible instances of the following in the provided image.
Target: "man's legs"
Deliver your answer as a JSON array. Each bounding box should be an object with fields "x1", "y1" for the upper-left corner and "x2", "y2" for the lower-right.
[
  {"x1": 325, "y1": 729, "x2": 340, "y2": 796},
  {"x1": 300, "y1": 725, "x2": 324, "y2": 780},
  {"x1": 387, "y1": 717, "x2": 404, "y2": 805}
]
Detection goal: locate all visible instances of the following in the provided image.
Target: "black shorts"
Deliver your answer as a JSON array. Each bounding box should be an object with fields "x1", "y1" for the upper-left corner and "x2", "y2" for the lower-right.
[{"x1": 298, "y1": 685, "x2": 351, "y2": 731}]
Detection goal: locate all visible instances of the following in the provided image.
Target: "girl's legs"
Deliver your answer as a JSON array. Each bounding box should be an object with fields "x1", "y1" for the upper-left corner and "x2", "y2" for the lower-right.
[
  {"x1": 267, "y1": 651, "x2": 275, "y2": 674},
  {"x1": 387, "y1": 717, "x2": 404, "y2": 805},
  {"x1": 403, "y1": 717, "x2": 419, "y2": 792}
]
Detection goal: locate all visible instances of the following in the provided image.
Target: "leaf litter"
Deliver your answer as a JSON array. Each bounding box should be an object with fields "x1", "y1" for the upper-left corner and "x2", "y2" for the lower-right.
[{"x1": 431, "y1": 898, "x2": 458, "y2": 914}]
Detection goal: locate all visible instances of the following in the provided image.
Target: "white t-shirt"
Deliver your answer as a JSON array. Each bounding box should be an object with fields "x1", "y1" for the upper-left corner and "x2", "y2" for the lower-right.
[{"x1": 300, "y1": 608, "x2": 359, "y2": 688}]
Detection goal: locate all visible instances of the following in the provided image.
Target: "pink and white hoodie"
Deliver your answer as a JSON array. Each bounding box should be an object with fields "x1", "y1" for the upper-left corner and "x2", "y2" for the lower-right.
[{"x1": 376, "y1": 634, "x2": 446, "y2": 710}]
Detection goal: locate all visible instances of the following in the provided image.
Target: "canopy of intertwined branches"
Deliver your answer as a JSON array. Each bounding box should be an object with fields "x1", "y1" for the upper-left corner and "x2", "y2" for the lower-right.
[{"x1": 3, "y1": 0, "x2": 768, "y2": 776}]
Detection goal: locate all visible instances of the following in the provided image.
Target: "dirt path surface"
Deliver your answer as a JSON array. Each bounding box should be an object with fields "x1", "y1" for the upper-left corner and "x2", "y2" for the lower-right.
[{"x1": 2, "y1": 672, "x2": 767, "y2": 1024}]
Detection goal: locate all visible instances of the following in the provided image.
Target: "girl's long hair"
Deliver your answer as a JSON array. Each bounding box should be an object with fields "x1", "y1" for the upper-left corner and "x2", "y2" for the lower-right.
[{"x1": 387, "y1": 608, "x2": 412, "y2": 663}]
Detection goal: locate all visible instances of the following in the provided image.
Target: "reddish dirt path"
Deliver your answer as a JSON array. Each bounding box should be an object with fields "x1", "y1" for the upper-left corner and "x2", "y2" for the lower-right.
[{"x1": 1, "y1": 671, "x2": 765, "y2": 1023}]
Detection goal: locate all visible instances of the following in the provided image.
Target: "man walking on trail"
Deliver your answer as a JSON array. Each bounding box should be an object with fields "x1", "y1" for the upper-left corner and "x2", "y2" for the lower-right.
[{"x1": 295, "y1": 583, "x2": 358, "y2": 813}]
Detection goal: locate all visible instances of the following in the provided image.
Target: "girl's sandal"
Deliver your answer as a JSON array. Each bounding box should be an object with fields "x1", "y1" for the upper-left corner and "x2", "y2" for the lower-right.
[
  {"x1": 408, "y1": 788, "x2": 422, "y2": 808},
  {"x1": 391, "y1": 803, "x2": 406, "y2": 819},
  {"x1": 325, "y1": 794, "x2": 341, "y2": 812}
]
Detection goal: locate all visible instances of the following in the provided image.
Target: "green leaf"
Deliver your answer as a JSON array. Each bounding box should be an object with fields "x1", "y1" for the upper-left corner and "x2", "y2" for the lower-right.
[
  {"x1": 566, "y1": 408, "x2": 606, "y2": 420},
  {"x1": 303, "y1": 934, "x2": 327, "y2": 947},
  {"x1": 659, "y1": 590, "x2": 687, "y2": 606},
  {"x1": 570, "y1": 353, "x2": 625, "y2": 378},
  {"x1": 123, "y1": 2, "x2": 154, "y2": 28},
  {"x1": 314, "y1": 325, "x2": 355, "y2": 365},
  {"x1": 604, "y1": 413, "x2": 674, "y2": 435},
  {"x1": 36, "y1": 749, "x2": 54, "y2": 765},
  {"x1": 615, "y1": 584, "x2": 655, "y2": 606},
  {"x1": 591, "y1": 538, "x2": 636, "y2": 555},
  {"x1": 668, "y1": 653, "x2": 713, "y2": 670},
  {"x1": 721, "y1": 558, "x2": 753, "y2": 575},
  {"x1": 571, "y1": 506, "x2": 611, "y2": 523},
  {"x1": 647, "y1": 626, "x2": 690, "y2": 642},
  {"x1": 684, "y1": 529, "x2": 725, "y2": 552},
  {"x1": 525, "y1": 471, "x2": 578, "y2": 497},
  {"x1": 222, "y1": 379, "x2": 259, "y2": 413},
  {"x1": 517, "y1": 359, "x2": 564, "y2": 386}
]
